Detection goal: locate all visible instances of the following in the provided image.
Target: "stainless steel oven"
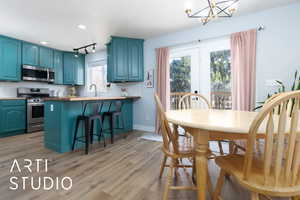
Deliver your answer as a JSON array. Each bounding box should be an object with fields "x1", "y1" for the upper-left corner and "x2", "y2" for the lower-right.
[
  {"x1": 27, "y1": 98, "x2": 44, "y2": 132},
  {"x1": 17, "y1": 88, "x2": 50, "y2": 133},
  {"x1": 22, "y1": 65, "x2": 54, "y2": 83}
]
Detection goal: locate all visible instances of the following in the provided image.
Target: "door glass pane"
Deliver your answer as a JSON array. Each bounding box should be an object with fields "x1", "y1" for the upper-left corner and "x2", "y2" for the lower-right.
[
  {"x1": 169, "y1": 56, "x2": 191, "y2": 110},
  {"x1": 210, "y1": 50, "x2": 232, "y2": 109}
]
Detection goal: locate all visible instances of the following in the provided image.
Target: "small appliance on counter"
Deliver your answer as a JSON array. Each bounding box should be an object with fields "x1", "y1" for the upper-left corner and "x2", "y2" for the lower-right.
[
  {"x1": 68, "y1": 86, "x2": 77, "y2": 97},
  {"x1": 17, "y1": 88, "x2": 50, "y2": 133}
]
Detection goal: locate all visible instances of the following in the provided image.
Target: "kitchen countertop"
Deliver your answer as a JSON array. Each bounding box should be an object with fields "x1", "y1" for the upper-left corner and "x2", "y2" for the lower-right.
[
  {"x1": 44, "y1": 96, "x2": 141, "y2": 101},
  {"x1": 0, "y1": 97, "x2": 26, "y2": 100}
]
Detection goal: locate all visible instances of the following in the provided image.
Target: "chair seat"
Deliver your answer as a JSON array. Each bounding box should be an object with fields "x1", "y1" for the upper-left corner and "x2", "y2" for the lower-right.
[{"x1": 215, "y1": 154, "x2": 300, "y2": 197}]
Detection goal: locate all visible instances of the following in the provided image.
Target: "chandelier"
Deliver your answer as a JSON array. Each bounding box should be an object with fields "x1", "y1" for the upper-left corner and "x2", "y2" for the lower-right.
[{"x1": 185, "y1": 0, "x2": 239, "y2": 25}]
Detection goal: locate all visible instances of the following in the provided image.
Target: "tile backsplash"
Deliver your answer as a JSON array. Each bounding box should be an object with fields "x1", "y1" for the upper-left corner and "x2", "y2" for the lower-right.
[{"x1": 0, "y1": 81, "x2": 68, "y2": 97}]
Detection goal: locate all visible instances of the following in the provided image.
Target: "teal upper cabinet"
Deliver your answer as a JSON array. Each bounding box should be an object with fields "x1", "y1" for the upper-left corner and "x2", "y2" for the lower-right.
[
  {"x1": 39, "y1": 46, "x2": 53, "y2": 68},
  {"x1": 22, "y1": 42, "x2": 53, "y2": 68},
  {"x1": 22, "y1": 42, "x2": 39, "y2": 66},
  {"x1": 107, "y1": 36, "x2": 144, "y2": 82},
  {"x1": 128, "y1": 39, "x2": 144, "y2": 81},
  {"x1": 0, "y1": 36, "x2": 22, "y2": 81},
  {"x1": 53, "y1": 50, "x2": 63, "y2": 84},
  {"x1": 76, "y1": 54, "x2": 85, "y2": 85},
  {"x1": 63, "y1": 52, "x2": 85, "y2": 85}
]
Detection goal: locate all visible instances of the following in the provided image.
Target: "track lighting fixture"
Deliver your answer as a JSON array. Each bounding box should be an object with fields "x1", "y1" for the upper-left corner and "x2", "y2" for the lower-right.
[{"x1": 73, "y1": 43, "x2": 96, "y2": 56}]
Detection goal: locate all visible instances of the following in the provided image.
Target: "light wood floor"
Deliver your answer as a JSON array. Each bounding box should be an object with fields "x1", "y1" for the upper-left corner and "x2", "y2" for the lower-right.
[{"x1": 0, "y1": 131, "x2": 287, "y2": 200}]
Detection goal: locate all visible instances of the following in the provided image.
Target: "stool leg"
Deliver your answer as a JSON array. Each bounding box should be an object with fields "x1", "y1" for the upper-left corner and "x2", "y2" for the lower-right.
[
  {"x1": 84, "y1": 118, "x2": 90, "y2": 155},
  {"x1": 90, "y1": 119, "x2": 94, "y2": 144},
  {"x1": 98, "y1": 117, "x2": 106, "y2": 147},
  {"x1": 72, "y1": 118, "x2": 80, "y2": 151},
  {"x1": 110, "y1": 115, "x2": 114, "y2": 144},
  {"x1": 120, "y1": 114, "x2": 126, "y2": 139}
]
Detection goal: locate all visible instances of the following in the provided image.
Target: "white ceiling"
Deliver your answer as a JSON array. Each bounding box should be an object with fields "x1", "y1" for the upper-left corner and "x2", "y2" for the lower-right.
[{"x1": 0, "y1": 0, "x2": 298, "y2": 51}]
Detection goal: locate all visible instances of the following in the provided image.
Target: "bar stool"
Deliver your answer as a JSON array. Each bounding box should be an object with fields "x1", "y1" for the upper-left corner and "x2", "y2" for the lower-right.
[
  {"x1": 72, "y1": 102, "x2": 105, "y2": 154},
  {"x1": 102, "y1": 100, "x2": 125, "y2": 144}
]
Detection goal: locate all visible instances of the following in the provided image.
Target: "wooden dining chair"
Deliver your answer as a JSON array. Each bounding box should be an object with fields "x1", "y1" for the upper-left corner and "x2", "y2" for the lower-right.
[
  {"x1": 213, "y1": 91, "x2": 300, "y2": 200},
  {"x1": 179, "y1": 93, "x2": 230, "y2": 156},
  {"x1": 154, "y1": 94, "x2": 212, "y2": 199},
  {"x1": 170, "y1": 92, "x2": 189, "y2": 110}
]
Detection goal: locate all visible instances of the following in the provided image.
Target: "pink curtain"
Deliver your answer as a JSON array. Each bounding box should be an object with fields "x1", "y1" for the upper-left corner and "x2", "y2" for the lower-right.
[
  {"x1": 231, "y1": 29, "x2": 257, "y2": 111},
  {"x1": 155, "y1": 47, "x2": 170, "y2": 133}
]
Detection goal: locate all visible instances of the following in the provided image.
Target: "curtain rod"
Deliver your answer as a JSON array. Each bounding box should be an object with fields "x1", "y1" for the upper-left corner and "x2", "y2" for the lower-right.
[{"x1": 167, "y1": 25, "x2": 265, "y2": 49}]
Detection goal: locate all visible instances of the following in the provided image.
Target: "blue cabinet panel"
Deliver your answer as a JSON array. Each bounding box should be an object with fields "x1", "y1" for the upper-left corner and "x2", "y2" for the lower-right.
[
  {"x1": 107, "y1": 36, "x2": 144, "y2": 82},
  {"x1": 112, "y1": 37, "x2": 128, "y2": 81},
  {"x1": 63, "y1": 52, "x2": 85, "y2": 85},
  {"x1": 128, "y1": 39, "x2": 144, "y2": 81},
  {"x1": 0, "y1": 100, "x2": 26, "y2": 137},
  {"x1": 22, "y1": 42, "x2": 39, "y2": 66},
  {"x1": 0, "y1": 36, "x2": 21, "y2": 81},
  {"x1": 54, "y1": 50, "x2": 63, "y2": 84},
  {"x1": 39, "y1": 46, "x2": 53, "y2": 68}
]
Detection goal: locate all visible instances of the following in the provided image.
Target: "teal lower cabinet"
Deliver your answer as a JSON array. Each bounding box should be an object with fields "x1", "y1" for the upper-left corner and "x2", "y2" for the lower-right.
[
  {"x1": 44, "y1": 99, "x2": 133, "y2": 153},
  {"x1": 0, "y1": 100, "x2": 26, "y2": 137}
]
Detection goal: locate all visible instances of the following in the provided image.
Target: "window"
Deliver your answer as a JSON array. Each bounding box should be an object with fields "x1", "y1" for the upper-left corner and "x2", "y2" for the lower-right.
[
  {"x1": 169, "y1": 37, "x2": 231, "y2": 110},
  {"x1": 169, "y1": 47, "x2": 200, "y2": 110},
  {"x1": 87, "y1": 60, "x2": 107, "y2": 93},
  {"x1": 210, "y1": 50, "x2": 232, "y2": 109},
  {"x1": 170, "y1": 56, "x2": 191, "y2": 93}
]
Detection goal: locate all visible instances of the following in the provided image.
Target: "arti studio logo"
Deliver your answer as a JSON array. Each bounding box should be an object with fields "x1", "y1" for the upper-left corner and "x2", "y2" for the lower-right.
[{"x1": 9, "y1": 159, "x2": 72, "y2": 191}]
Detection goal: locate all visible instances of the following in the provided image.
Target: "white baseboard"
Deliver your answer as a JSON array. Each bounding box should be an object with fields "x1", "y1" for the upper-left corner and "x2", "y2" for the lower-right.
[{"x1": 133, "y1": 124, "x2": 155, "y2": 132}]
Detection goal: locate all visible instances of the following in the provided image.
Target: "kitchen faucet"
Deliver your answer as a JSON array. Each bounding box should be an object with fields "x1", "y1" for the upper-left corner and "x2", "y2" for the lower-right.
[{"x1": 89, "y1": 84, "x2": 97, "y2": 97}]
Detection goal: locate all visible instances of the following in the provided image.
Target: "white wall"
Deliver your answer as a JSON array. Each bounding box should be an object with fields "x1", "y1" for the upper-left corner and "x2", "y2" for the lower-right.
[{"x1": 134, "y1": 2, "x2": 300, "y2": 130}]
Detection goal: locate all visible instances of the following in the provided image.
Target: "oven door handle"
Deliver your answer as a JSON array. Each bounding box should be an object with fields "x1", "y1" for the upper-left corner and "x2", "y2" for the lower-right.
[{"x1": 28, "y1": 103, "x2": 44, "y2": 106}]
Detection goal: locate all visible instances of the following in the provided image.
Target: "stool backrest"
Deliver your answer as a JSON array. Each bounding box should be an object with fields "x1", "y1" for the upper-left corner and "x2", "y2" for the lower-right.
[
  {"x1": 244, "y1": 91, "x2": 300, "y2": 188},
  {"x1": 83, "y1": 102, "x2": 103, "y2": 116}
]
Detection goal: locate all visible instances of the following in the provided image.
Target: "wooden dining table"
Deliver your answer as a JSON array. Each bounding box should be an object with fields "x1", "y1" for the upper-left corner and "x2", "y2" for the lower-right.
[{"x1": 165, "y1": 109, "x2": 267, "y2": 200}]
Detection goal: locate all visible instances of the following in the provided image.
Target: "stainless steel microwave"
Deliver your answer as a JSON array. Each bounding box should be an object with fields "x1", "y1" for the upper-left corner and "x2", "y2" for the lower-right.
[{"x1": 22, "y1": 65, "x2": 54, "y2": 83}]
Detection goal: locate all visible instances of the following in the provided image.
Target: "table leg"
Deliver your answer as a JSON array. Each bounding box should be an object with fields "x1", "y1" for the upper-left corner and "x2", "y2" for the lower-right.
[{"x1": 192, "y1": 129, "x2": 210, "y2": 200}]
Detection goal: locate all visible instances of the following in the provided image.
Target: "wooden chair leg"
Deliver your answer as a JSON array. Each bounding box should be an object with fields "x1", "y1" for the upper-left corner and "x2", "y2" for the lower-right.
[
  {"x1": 159, "y1": 155, "x2": 168, "y2": 178},
  {"x1": 229, "y1": 141, "x2": 234, "y2": 154},
  {"x1": 218, "y1": 141, "x2": 224, "y2": 155},
  {"x1": 207, "y1": 170, "x2": 213, "y2": 198},
  {"x1": 213, "y1": 169, "x2": 226, "y2": 200},
  {"x1": 163, "y1": 162, "x2": 174, "y2": 200},
  {"x1": 251, "y1": 192, "x2": 260, "y2": 200}
]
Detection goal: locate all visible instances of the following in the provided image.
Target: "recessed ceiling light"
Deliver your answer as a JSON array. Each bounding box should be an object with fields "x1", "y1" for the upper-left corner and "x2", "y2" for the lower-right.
[
  {"x1": 40, "y1": 41, "x2": 48, "y2": 45},
  {"x1": 77, "y1": 24, "x2": 87, "y2": 30}
]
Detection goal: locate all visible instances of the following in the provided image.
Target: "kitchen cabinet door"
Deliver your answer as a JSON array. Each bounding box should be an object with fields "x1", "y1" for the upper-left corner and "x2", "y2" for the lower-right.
[
  {"x1": 0, "y1": 102, "x2": 26, "y2": 135},
  {"x1": 22, "y1": 42, "x2": 39, "y2": 66},
  {"x1": 63, "y1": 52, "x2": 75, "y2": 85},
  {"x1": 75, "y1": 54, "x2": 85, "y2": 85},
  {"x1": 39, "y1": 46, "x2": 53, "y2": 68},
  {"x1": 128, "y1": 39, "x2": 144, "y2": 82},
  {"x1": 0, "y1": 36, "x2": 21, "y2": 81},
  {"x1": 112, "y1": 37, "x2": 128, "y2": 81},
  {"x1": 54, "y1": 50, "x2": 63, "y2": 84}
]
